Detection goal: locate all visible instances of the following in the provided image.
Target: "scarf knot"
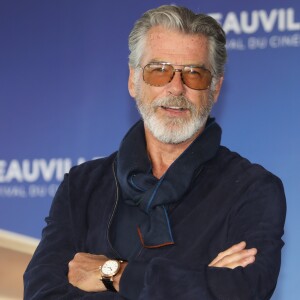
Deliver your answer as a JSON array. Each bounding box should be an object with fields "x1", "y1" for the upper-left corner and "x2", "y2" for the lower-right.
[{"x1": 116, "y1": 118, "x2": 221, "y2": 248}]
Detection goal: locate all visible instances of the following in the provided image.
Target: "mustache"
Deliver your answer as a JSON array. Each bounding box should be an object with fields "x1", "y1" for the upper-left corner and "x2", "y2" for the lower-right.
[{"x1": 152, "y1": 95, "x2": 195, "y2": 110}]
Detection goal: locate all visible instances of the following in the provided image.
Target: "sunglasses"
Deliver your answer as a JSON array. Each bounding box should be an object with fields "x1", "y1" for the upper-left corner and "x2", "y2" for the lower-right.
[{"x1": 140, "y1": 62, "x2": 213, "y2": 90}]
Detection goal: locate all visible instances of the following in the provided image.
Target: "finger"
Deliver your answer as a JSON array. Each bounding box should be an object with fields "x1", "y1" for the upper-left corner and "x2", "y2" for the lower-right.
[
  {"x1": 209, "y1": 241, "x2": 247, "y2": 266},
  {"x1": 214, "y1": 247, "x2": 257, "y2": 267},
  {"x1": 221, "y1": 253, "x2": 256, "y2": 269},
  {"x1": 71, "y1": 253, "x2": 107, "y2": 268},
  {"x1": 210, "y1": 248, "x2": 257, "y2": 268}
]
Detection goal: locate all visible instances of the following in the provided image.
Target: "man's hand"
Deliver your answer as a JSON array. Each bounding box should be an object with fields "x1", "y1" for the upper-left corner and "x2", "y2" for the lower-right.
[
  {"x1": 68, "y1": 253, "x2": 107, "y2": 292},
  {"x1": 68, "y1": 253, "x2": 127, "y2": 292},
  {"x1": 209, "y1": 241, "x2": 257, "y2": 269}
]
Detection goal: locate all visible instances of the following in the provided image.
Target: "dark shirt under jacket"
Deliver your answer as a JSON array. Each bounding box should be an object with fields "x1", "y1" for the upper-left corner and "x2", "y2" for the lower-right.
[{"x1": 24, "y1": 121, "x2": 286, "y2": 300}]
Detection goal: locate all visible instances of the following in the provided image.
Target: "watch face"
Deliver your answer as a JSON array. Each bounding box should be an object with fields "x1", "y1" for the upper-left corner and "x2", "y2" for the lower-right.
[{"x1": 101, "y1": 260, "x2": 120, "y2": 276}]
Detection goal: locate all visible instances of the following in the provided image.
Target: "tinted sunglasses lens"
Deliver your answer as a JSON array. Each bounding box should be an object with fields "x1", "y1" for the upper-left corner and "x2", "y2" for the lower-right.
[
  {"x1": 143, "y1": 64, "x2": 173, "y2": 86},
  {"x1": 182, "y1": 67, "x2": 212, "y2": 90}
]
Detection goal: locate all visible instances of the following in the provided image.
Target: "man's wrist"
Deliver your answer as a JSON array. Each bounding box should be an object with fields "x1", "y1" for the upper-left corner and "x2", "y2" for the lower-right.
[
  {"x1": 113, "y1": 261, "x2": 128, "y2": 292},
  {"x1": 99, "y1": 259, "x2": 128, "y2": 292}
]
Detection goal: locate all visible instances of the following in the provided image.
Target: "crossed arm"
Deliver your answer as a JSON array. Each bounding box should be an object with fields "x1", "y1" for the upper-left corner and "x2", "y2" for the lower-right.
[
  {"x1": 24, "y1": 168, "x2": 285, "y2": 300},
  {"x1": 68, "y1": 241, "x2": 257, "y2": 293}
]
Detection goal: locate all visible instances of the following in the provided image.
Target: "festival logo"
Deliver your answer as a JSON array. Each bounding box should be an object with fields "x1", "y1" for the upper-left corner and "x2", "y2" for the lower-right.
[
  {"x1": 209, "y1": 7, "x2": 300, "y2": 51},
  {"x1": 0, "y1": 157, "x2": 99, "y2": 199}
]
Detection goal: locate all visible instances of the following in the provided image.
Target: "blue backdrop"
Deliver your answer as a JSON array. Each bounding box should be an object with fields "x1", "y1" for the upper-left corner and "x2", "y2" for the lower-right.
[{"x1": 1, "y1": 1, "x2": 299, "y2": 299}]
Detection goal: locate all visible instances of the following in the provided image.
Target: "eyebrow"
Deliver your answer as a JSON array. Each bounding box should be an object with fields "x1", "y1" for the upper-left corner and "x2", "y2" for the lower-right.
[{"x1": 147, "y1": 60, "x2": 209, "y2": 69}]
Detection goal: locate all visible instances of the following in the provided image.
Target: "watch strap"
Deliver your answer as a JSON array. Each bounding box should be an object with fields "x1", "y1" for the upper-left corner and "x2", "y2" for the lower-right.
[{"x1": 102, "y1": 278, "x2": 117, "y2": 292}]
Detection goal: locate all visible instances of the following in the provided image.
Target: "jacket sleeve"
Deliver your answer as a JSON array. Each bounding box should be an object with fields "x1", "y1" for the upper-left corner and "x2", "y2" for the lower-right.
[
  {"x1": 23, "y1": 175, "x2": 126, "y2": 300},
  {"x1": 120, "y1": 174, "x2": 286, "y2": 300},
  {"x1": 24, "y1": 170, "x2": 286, "y2": 300}
]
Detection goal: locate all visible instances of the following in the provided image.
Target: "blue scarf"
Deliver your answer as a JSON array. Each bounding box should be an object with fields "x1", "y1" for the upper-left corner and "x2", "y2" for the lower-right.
[{"x1": 116, "y1": 118, "x2": 221, "y2": 248}]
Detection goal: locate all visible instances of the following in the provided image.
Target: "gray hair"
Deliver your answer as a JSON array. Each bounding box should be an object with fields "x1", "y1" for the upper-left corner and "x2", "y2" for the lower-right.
[{"x1": 128, "y1": 5, "x2": 227, "y2": 80}]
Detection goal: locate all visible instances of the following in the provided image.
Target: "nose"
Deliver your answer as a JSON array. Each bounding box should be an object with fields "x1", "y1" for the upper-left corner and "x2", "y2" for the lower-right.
[{"x1": 167, "y1": 69, "x2": 185, "y2": 95}]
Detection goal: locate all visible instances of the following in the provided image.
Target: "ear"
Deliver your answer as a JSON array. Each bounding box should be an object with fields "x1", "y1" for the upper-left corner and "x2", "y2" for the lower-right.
[
  {"x1": 128, "y1": 66, "x2": 137, "y2": 98},
  {"x1": 212, "y1": 76, "x2": 224, "y2": 103}
]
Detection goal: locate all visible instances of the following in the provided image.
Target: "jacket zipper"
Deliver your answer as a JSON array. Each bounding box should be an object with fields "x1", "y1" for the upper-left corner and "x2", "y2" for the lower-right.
[
  {"x1": 106, "y1": 160, "x2": 122, "y2": 259},
  {"x1": 109, "y1": 159, "x2": 144, "y2": 260}
]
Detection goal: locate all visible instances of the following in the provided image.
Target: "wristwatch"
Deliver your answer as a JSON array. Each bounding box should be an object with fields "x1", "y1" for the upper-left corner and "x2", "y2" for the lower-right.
[{"x1": 99, "y1": 259, "x2": 123, "y2": 292}]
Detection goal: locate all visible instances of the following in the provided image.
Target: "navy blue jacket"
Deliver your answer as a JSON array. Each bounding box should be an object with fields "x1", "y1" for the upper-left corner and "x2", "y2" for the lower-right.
[{"x1": 24, "y1": 146, "x2": 286, "y2": 300}]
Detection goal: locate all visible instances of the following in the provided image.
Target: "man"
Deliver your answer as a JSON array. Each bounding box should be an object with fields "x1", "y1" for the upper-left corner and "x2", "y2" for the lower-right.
[{"x1": 24, "y1": 5, "x2": 286, "y2": 300}]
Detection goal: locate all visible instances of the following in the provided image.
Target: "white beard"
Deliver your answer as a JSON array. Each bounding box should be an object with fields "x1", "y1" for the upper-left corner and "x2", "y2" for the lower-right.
[{"x1": 135, "y1": 94, "x2": 214, "y2": 144}]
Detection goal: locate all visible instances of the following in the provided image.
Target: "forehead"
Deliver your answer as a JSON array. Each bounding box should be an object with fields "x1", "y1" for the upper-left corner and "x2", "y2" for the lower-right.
[{"x1": 142, "y1": 26, "x2": 209, "y2": 66}]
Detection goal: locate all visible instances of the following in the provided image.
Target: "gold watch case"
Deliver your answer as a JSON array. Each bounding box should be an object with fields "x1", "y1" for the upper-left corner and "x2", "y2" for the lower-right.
[{"x1": 99, "y1": 260, "x2": 121, "y2": 278}]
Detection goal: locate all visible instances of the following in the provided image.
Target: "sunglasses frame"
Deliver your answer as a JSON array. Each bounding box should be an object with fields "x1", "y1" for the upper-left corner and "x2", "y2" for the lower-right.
[{"x1": 139, "y1": 62, "x2": 213, "y2": 90}]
